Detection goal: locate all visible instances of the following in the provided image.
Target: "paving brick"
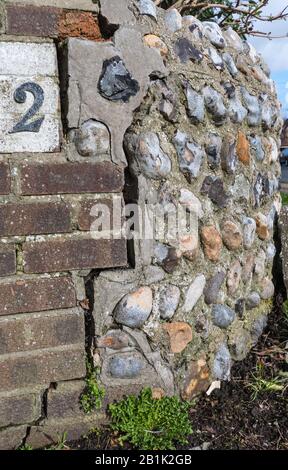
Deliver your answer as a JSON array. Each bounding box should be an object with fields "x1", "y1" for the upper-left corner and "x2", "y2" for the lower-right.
[
  {"x1": 23, "y1": 238, "x2": 128, "y2": 273},
  {"x1": 6, "y1": 4, "x2": 59, "y2": 37},
  {"x1": 0, "y1": 245, "x2": 16, "y2": 277},
  {"x1": 0, "y1": 309, "x2": 84, "y2": 355},
  {"x1": 0, "y1": 202, "x2": 71, "y2": 237},
  {"x1": 0, "y1": 425, "x2": 27, "y2": 450},
  {"x1": 0, "y1": 276, "x2": 76, "y2": 316},
  {"x1": 0, "y1": 345, "x2": 86, "y2": 392},
  {"x1": 19, "y1": 162, "x2": 124, "y2": 195},
  {"x1": 0, "y1": 163, "x2": 11, "y2": 195},
  {"x1": 0, "y1": 389, "x2": 41, "y2": 428},
  {"x1": 47, "y1": 381, "x2": 85, "y2": 418}
]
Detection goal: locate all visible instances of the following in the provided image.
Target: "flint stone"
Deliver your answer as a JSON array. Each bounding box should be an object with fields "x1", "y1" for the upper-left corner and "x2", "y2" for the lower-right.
[
  {"x1": 251, "y1": 314, "x2": 267, "y2": 345},
  {"x1": 230, "y1": 174, "x2": 250, "y2": 202},
  {"x1": 207, "y1": 47, "x2": 224, "y2": 70},
  {"x1": 249, "y1": 135, "x2": 264, "y2": 161},
  {"x1": 138, "y1": 0, "x2": 157, "y2": 19},
  {"x1": 74, "y1": 120, "x2": 110, "y2": 157},
  {"x1": 223, "y1": 52, "x2": 238, "y2": 77},
  {"x1": 266, "y1": 243, "x2": 276, "y2": 262},
  {"x1": 212, "y1": 304, "x2": 236, "y2": 328},
  {"x1": 235, "y1": 298, "x2": 245, "y2": 318},
  {"x1": 227, "y1": 260, "x2": 242, "y2": 296},
  {"x1": 183, "y1": 275, "x2": 206, "y2": 313},
  {"x1": 203, "y1": 21, "x2": 226, "y2": 49},
  {"x1": 204, "y1": 271, "x2": 226, "y2": 305},
  {"x1": 212, "y1": 344, "x2": 231, "y2": 380},
  {"x1": 221, "y1": 81, "x2": 236, "y2": 99},
  {"x1": 246, "y1": 292, "x2": 260, "y2": 310},
  {"x1": 174, "y1": 38, "x2": 203, "y2": 64},
  {"x1": 229, "y1": 328, "x2": 251, "y2": 361},
  {"x1": 125, "y1": 132, "x2": 171, "y2": 179},
  {"x1": 158, "y1": 284, "x2": 180, "y2": 320},
  {"x1": 221, "y1": 221, "x2": 243, "y2": 251},
  {"x1": 203, "y1": 86, "x2": 227, "y2": 125},
  {"x1": 98, "y1": 56, "x2": 140, "y2": 102},
  {"x1": 260, "y1": 94, "x2": 278, "y2": 130},
  {"x1": 154, "y1": 243, "x2": 180, "y2": 273},
  {"x1": 253, "y1": 173, "x2": 264, "y2": 208},
  {"x1": 109, "y1": 354, "x2": 145, "y2": 378},
  {"x1": 254, "y1": 249, "x2": 266, "y2": 279},
  {"x1": 185, "y1": 85, "x2": 205, "y2": 123},
  {"x1": 242, "y1": 217, "x2": 256, "y2": 249},
  {"x1": 205, "y1": 133, "x2": 222, "y2": 169},
  {"x1": 179, "y1": 188, "x2": 203, "y2": 218},
  {"x1": 241, "y1": 87, "x2": 261, "y2": 127},
  {"x1": 201, "y1": 176, "x2": 229, "y2": 208},
  {"x1": 165, "y1": 9, "x2": 182, "y2": 32},
  {"x1": 260, "y1": 278, "x2": 275, "y2": 300},
  {"x1": 221, "y1": 138, "x2": 237, "y2": 174},
  {"x1": 228, "y1": 97, "x2": 247, "y2": 123},
  {"x1": 222, "y1": 27, "x2": 243, "y2": 51},
  {"x1": 114, "y1": 286, "x2": 153, "y2": 328},
  {"x1": 174, "y1": 131, "x2": 204, "y2": 180}
]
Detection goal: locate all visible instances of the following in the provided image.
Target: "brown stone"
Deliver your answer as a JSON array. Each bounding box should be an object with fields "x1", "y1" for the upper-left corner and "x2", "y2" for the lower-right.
[
  {"x1": 0, "y1": 276, "x2": 76, "y2": 316},
  {"x1": 151, "y1": 388, "x2": 165, "y2": 399},
  {"x1": 0, "y1": 309, "x2": 84, "y2": 355},
  {"x1": 0, "y1": 162, "x2": 11, "y2": 195},
  {"x1": 179, "y1": 233, "x2": 198, "y2": 261},
  {"x1": 255, "y1": 213, "x2": 270, "y2": 240},
  {"x1": 0, "y1": 245, "x2": 16, "y2": 277},
  {"x1": 23, "y1": 238, "x2": 127, "y2": 273},
  {"x1": 227, "y1": 260, "x2": 242, "y2": 296},
  {"x1": 0, "y1": 345, "x2": 86, "y2": 392},
  {"x1": 144, "y1": 35, "x2": 168, "y2": 57},
  {"x1": 0, "y1": 390, "x2": 41, "y2": 428},
  {"x1": 6, "y1": 4, "x2": 59, "y2": 37},
  {"x1": 0, "y1": 203, "x2": 71, "y2": 236},
  {"x1": 58, "y1": 11, "x2": 103, "y2": 41},
  {"x1": 201, "y1": 226, "x2": 222, "y2": 262},
  {"x1": 181, "y1": 358, "x2": 210, "y2": 400},
  {"x1": 236, "y1": 131, "x2": 250, "y2": 166},
  {"x1": 242, "y1": 253, "x2": 255, "y2": 284},
  {"x1": 163, "y1": 322, "x2": 193, "y2": 353},
  {"x1": 19, "y1": 162, "x2": 124, "y2": 195},
  {"x1": 221, "y1": 220, "x2": 243, "y2": 251}
]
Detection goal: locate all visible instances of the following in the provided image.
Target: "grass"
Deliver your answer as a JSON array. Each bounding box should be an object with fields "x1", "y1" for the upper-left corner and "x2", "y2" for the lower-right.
[
  {"x1": 247, "y1": 362, "x2": 287, "y2": 400},
  {"x1": 281, "y1": 192, "x2": 288, "y2": 206}
]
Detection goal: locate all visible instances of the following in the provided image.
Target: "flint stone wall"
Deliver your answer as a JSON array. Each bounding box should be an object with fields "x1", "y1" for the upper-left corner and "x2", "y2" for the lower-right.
[{"x1": 0, "y1": 0, "x2": 282, "y2": 448}]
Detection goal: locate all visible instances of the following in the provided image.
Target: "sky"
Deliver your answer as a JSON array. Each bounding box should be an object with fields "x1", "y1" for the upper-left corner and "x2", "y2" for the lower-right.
[{"x1": 249, "y1": 0, "x2": 288, "y2": 117}]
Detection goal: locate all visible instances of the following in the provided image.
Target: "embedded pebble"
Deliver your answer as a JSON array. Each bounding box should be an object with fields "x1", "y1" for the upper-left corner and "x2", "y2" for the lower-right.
[
  {"x1": 251, "y1": 315, "x2": 268, "y2": 344},
  {"x1": 229, "y1": 328, "x2": 251, "y2": 361},
  {"x1": 227, "y1": 260, "x2": 242, "y2": 296},
  {"x1": 242, "y1": 253, "x2": 255, "y2": 284},
  {"x1": 265, "y1": 137, "x2": 279, "y2": 163},
  {"x1": 255, "y1": 213, "x2": 270, "y2": 240},
  {"x1": 179, "y1": 188, "x2": 203, "y2": 218},
  {"x1": 178, "y1": 233, "x2": 199, "y2": 261},
  {"x1": 246, "y1": 292, "x2": 261, "y2": 310},
  {"x1": 260, "y1": 278, "x2": 275, "y2": 300},
  {"x1": 235, "y1": 298, "x2": 245, "y2": 318},
  {"x1": 230, "y1": 174, "x2": 250, "y2": 202},
  {"x1": 260, "y1": 93, "x2": 278, "y2": 130},
  {"x1": 204, "y1": 271, "x2": 226, "y2": 305},
  {"x1": 212, "y1": 344, "x2": 231, "y2": 381},
  {"x1": 201, "y1": 226, "x2": 222, "y2": 262},
  {"x1": 174, "y1": 131, "x2": 204, "y2": 180},
  {"x1": 222, "y1": 27, "x2": 243, "y2": 51},
  {"x1": 201, "y1": 176, "x2": 229, "y2": 208},
  {"x1": 253, "y1": 173, "x2": 264, "y2": 208},
  {"x1": 203, "y1": 86, "x2": 227, "y2": 125},
  {"x1": 98, "y1": 56, "x2": 140, "y2": 102},
  {"x1": 185, "y1": 84, "x2": 205, "y2": 124},
  {"x1": 242, "y1": 217, "x2": 256, "y2": 249},
  {"x1": 205, "y1": 133, "x2": 222, "y2": 169},
  {"x1": 158, "y1": 284, "x2": 180, "y2": 320},
  {"x1": 221, "y1": 81, "x2": 236, "y2": 99},
  {"x1": 241, "y1": 87, "x2": 261, "y2": 126},
  {"x1": 165, "y1": 9, "x2": 182, "y2": 32},
  {"x1": 203, "y1": 21, "x2": 226, "y2": 49},
  {"x1": 221, "y1": 220, "x2": 243, "y2": 251},
  {"x1": 236, "y1": 55, "x2": 250, "y2": 75},
  {"x1": 144, "y1": 35, "x2": 168, "y2": 57},
  {"x1": 266, "y1": 243, "x2": 276, "y2": 262},
  {"x1": 74, "y1": 120, "x2": 110, "y2": 157},
  {"x1": 212, "y1": 304, "x2": 236, "y2": 328},
  {"x1": 143, "y1": 265, "x2": 165, "y2": 284},
  {"x1": 174, "y1": 38, "x2": 203, "y2": 64},
  {"x1": 207, "y1": 47, "x2": 224, "y2": 70},
  {"x1": 223, "y1": 52, "x2": 238, "y2": 77},
  {"x1": 243, "y1": 41, "x2": 259, "y2": 63},
  {"x1": 221, "y1": 137, "x2": 237, "y2": 174},
  {"x1": 163, "y1": 322, "x2": 193, "y2": 353},
  {"x1": 249, "y1": 135, "x2": 264, "y2": 161},
  {"x1": 138, "y1": 0, "x2": 157, "y2": 19},
  {"x1": 154, "y1": 243, "x2": 180, "y2": 273},
  {"x1": 183, "y1": 275, "x2": 206, "y2": 312},
  {"x1": 114, "y1": 287, "x2": 153, "y2": 328},
  {"x1": 109, "y1": 354, "x2": 145, "y2": 378},
  {"x1": 236, "y1": 131, "x2": 250, "y2": 166},
  {"x1": 228, "y1": 96, "x2": 247, "y2": 124},
  {"x1": 254, "y1": 249, "x2": 266, "y2": 279}
]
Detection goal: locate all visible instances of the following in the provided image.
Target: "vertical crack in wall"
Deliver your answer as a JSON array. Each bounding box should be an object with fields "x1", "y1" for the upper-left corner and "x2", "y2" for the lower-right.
[{"x1": 83, "y1": 270, "x2": 99, "y2": 358}]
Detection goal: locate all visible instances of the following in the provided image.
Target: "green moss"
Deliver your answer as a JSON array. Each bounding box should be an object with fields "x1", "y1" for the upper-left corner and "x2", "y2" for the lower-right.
[
  {"x1": 80, "y1": 361, "x2": 105, "y2": 414},
  {"x1": 281, "y1": 193, "x2": 288, "y2": 206},
  {"x1": 109, "y1": 388, "x2": 192, "y2": 450}
]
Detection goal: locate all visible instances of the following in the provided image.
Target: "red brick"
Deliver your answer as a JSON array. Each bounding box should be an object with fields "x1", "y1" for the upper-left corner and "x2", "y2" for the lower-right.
[
  {"x1": 23, "y1": 238, "x2": 127, "y2": 273},
  {"x1": 78, "y1": 198, "x2": 115, "y2": 231},
  {"x1": 0, "y1": 163, "x2": 11, "y2": 195},
  {"x1": 19, "y1": 162, "x2": 124, "y2": 195},
  {"x1": 0, "y1": 276, "x2": 76, "y2": 316},
  {"x1": 0, "y1": 310, "x2": 84, "y2": 355},
  {"x1": 58, "y1": 10, "x2": 104, "y2": 41},
  {"x1": 0, "y1": 345, "x2": 86, "y2": 392},
  {"x1": 0, "y1": 245, "x2": 16, "y2": 277},
  {"x1": 6, "y1": 4, "x2": 59, "y2": 37},
  {"x1": 0, "y1": 390, "x2": 41, "y2": 428},
  {"x1": 47, "y1": 381, "x2": 85, "y2": 419},
  {"x1": 0, "y1": 202, "x2": 71, "y2": 236}
]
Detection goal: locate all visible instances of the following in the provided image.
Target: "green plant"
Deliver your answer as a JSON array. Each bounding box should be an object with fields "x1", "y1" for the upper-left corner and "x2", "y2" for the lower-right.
[
  {"x1": 109, "y1": 388, "x2": 192, "y2": 450},
  {"x1": 80, "y1": 361, "x2": 105, "y2": 413},
  {"x1": 45, "y1": 432, "x2": 68, "y2": 451},
  {"x1": 247, "y1": 363, "x2": 286, "y2": 400},
  {"x1": 282, "y1": 300, "x2": 288, "y2": 322},
  {"x1": 281, "y1": 193, "x2": 288, "y2": 207},
  {"x1": 18, "y1": 444, "x2": 33, "y2": 451}
]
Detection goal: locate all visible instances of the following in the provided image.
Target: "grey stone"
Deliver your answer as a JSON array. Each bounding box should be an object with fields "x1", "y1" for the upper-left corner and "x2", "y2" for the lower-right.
[
  {"x1": 242, "y1": 217, "x2": 256, "y2": 249},
  {"x1": 201, "y1": 176, "x2": 229, "y2": 208},
  {"x1": 260, "y1": 93, "x2": 278, "y2": 130},
  {"x1": 212, "y1": 344, "x2": 231, "y2": 380},
  {"x1": 125, "y1": 132, "x2": 171, "y2": 179},
  {"x1": 203, "y1": 86, "x2": 227, "y2": 126},
  {"x1": 222, "y1": 27, "x2": 243, "y2": 51},
  {"x1": 165, "y1": 9, "x2": 182, "y2": 32},
  {"x1": 98, "y1": 55, "x2": 140, "y2": 103},
  {"x1": 143, "y1": 266, "x2": 165, "y2": 284},
  {"x1": 228, "y1": 97, "x2": 247, "y2": 123},
  {"x1": 212, "y1": 304, "x2": 236, "y2": 329},
  {"x1": 204, "y1": 271, "x2": 226, "y2": 305},
  {"x1": 185, "y1": 84, "x2": 205, "y2": 124},
  {"x1": 205, "y1": 133, "x2": 222, "y2": 169},
  {"x1": 159, "y1": 98, "x2": 177, "y2": 123},
  {"x1": 251, "y1": 315, "x2": 268, "y2": 345},
  {"x1": 266, "y1": 243, "x2": 276, "y2": 263},
  {"x1": 241, "y1": 87, "x2": 261, "y2": 127},
  {"x1": 100, "y1": 0, "x2": 134, "y2": 26},
  {"x1": 263, "y1": 175, "x2": 279, "y2": 197},
  {"x1": 138, "y1": 0, "x2": 157, "y2": 19},
  {"x1": 109, "y1": 354, "x2": 145, "y2": 378},
  {"x1": 254, "y1": 249, "x2": 266, "y2": 279},
  {"x1": 154, "y1": 243, "x2": 180, "y2": 273},
  {"x1": 179, "y1": 188, "x2": 204, "y2": 218},
  {"x1": 235, "y1": 298, "x2": 245, "y2": 318},
  {"x1": 230, "y1": 174, "x2": 250, "y2": 203},
  {"x1": 174, "y1": 131, "x2": 204, "y2": 180},
  {"x1": 74, "y1": 120, "x2": 110, "y2": 157},
  {"x1": 183, "y1": 275, "x2": 206, "y2": 313},
  {"x1": 207, "y1": 47, "x2": 224, "y2": 70},
  {"x1": 246, "y1": 292, "x2": 261, "y2": 310},
  {"x1": 253, "y1": 173, "x2": 264, "y2": 208},
  {"x1": 249, "y1": 135, "x2": 264, "y2": 161},
  {"x1": 260, "y1": 278, "x2": 275, "y2": 300},
  {"x1": 229, "y1": 328, "x2": 251, "y2": 361},
  {"x1": 227, "y1": 261, "x2": 242, "y2": 296},
  {"x1": 221, "y1": 138, "x2": 237, "y2": 174},
  {"x1": 158, "y1": 285, "x2": 181, "y2": 319},
  {"x1": 221, "y1": 81, "x2": 236, "y2": 99},
  {"x1": 174, "y1": 39, "x2": 203, "y2": 64},
  {"x1": 203, "y1": 22, "x2": 226, "y2": 49},
  {"x1": 114, "y1": 287, "x2": 153, "y2": 328},
  {"x1": 223, "y1": 52, "x2": 238, "y2": 77}
]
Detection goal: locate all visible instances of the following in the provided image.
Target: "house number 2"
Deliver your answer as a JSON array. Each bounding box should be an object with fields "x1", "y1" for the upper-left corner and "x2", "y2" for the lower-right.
[{"x1": 10, "y1": 82, "x2": 45, "y2": 134}]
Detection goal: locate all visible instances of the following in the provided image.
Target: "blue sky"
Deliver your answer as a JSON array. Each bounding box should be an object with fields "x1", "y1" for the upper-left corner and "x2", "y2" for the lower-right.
[{"x1": 249, "y1": 0, "x2": 288, "y2": 117}]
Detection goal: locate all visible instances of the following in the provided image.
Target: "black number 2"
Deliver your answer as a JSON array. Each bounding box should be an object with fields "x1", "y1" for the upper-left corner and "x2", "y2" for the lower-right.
[{"x1": 9, "y1": 82, "x2": 45, "y2": 134}]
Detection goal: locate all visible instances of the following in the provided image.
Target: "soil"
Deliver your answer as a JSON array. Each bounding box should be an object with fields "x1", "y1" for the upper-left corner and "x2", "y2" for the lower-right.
[{"x1": 69, "y1": 293, "x2": 288, "y2": 451}]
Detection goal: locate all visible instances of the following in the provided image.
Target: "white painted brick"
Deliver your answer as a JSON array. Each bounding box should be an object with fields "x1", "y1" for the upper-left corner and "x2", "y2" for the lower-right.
[{"x1": 0, "y1": 42, "x2": 58, "y2": 77}]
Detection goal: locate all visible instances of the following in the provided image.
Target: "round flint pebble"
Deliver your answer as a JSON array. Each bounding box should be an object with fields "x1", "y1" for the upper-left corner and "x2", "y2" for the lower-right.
[
  {"x1": 212, "y1": 304, "x2": 235, "y2": 328},
  {"x1": 109, "y1": 355, "x2": 145, "y2": 378},
  {"x1": 212, "y1": 344, "x2": 231, "y2": 381},
  {"x1": 114, "y1": 287, "x2": 153, "y2": 328}
]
